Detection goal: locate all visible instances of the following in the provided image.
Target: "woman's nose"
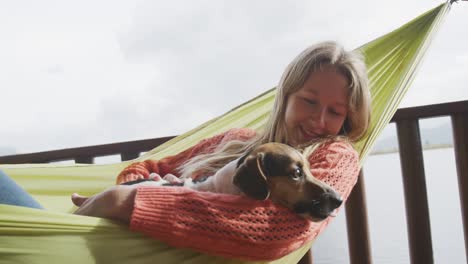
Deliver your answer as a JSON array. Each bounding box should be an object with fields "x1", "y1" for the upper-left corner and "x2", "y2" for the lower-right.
[{"x1": 312, "y1": 109, "x2": 327, "y2": 130}]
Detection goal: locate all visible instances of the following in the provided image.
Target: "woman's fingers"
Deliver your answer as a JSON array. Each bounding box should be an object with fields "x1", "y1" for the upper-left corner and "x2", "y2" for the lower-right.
[
  {"x1": 149, "y1": 173, "x2": 162, "y2": 181},
  {"x1": 163, "y1": 174, "x2": 183, "y2": 184},
  {"x1": 71, "y1": 193, "x2": 88, "y2": 207},
  {"x1": 124, "y1": 173, "x2": 144, "y2": 183}
]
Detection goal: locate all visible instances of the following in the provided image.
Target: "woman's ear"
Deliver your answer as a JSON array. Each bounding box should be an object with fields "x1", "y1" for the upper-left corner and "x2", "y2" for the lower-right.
[{"x1": 233, "y1": 153, "x2": 270, "y2": 200}]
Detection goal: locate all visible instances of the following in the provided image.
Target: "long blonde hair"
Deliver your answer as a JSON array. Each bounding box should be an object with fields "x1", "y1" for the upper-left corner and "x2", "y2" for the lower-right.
[{"x1": 179, "y1": 41, "x2": 371, "y2": 178}]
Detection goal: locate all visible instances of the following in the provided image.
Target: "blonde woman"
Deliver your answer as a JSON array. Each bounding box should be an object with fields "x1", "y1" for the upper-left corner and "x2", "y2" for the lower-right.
[{"x1": 71, "y1": 41, "x2": 371, "y2": 261}]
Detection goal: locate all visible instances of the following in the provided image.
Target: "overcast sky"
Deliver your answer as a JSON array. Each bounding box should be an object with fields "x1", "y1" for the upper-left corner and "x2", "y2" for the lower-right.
[{"x1": 1, "y1": 0, "x2": 467, "y2": 156}]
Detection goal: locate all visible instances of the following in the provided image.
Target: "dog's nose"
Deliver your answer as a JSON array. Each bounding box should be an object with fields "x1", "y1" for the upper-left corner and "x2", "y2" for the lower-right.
[
  {"x1": 293, "y1": 190, "x2": 343, "y2": 221},
  {"x1": 332, "y1": 196, "x2": 343, "y2": 209},
  {"x1": 320, "y1": 191, "x2": 343, "y2": 211}
]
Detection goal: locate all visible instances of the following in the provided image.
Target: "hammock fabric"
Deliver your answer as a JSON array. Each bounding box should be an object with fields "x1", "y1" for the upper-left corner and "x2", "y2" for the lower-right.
[{"x1": 0, "y1": 3, "x2": 450, "y2": 264}]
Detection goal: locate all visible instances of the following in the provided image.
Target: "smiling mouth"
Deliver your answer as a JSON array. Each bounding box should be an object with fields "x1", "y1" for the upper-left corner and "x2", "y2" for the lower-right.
[{"x1": 300, "y1": 126, "x2": 318, "y2": 141}]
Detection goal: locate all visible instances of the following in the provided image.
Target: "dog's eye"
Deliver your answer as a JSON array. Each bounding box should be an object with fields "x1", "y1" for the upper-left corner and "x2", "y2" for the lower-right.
[{"x1": 293, "y1": 168, "x2": 303, "y2": 179}]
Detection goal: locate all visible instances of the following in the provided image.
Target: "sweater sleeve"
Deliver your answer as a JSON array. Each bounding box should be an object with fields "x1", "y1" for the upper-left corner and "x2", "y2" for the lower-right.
[
  {"x1": 116, "y1": 128, "x2": 256, "y2": 184},
  {"x1": 307, "y1": 140, "x2": 360, "y2": 201},
  {"x1": 128, "y1": 140, "x2": 360, "y2": 261}
]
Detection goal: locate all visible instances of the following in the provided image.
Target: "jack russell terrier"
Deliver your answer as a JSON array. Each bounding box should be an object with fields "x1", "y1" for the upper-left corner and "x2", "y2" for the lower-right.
[{"x1": 122, "y1": 142, "x2": 343, "y2": 222}]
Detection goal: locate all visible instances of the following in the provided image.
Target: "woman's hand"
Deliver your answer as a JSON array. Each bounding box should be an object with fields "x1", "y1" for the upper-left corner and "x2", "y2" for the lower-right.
[
  {"x1": 119, "y1": 173, "x2": 145, "y2": 184},
  {"x1": 71, "y1": 185, "x2": 137, "y2": 224}
]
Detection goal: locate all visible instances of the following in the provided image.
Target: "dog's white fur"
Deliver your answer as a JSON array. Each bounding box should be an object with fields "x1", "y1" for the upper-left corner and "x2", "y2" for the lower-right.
[{"x1": 135, "y1": 158, "x2": 242, "y2": 195}]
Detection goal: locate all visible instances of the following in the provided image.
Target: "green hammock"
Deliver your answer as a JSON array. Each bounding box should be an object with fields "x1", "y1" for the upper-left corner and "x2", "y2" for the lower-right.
[{"x1": 0, "y1": 3, "x2": 450, "y2": 264}]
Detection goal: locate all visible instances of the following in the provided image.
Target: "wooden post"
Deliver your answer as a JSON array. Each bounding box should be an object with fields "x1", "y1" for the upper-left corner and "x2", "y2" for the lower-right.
[
  {"x1": 396, "y1": 119, "x2": 434, "y2": 264},
  {"x1": 298, "y1": 250, "x2": 313, "y2": 264},
  {"x1": 75, "y1": 156, "x2": 94, "y2": 164},
  {"x1": 121, "y1": 152, "x2": 140, "y2": 161},
  {"x1": 346, "y1": 169, "x2": 373, "y2": 264},
  {"x1": 452, "y1": 113, "x2": 468, "y2": 261}
]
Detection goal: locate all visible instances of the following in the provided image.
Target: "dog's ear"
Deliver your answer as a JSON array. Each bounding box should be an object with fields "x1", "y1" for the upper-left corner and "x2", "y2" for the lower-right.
[
  {"x1": 236, "y1": 150, "x2": 250, "y2": 168},
  {"x1": 233, "y1": 152, "x2": 270, "y2": 200}
]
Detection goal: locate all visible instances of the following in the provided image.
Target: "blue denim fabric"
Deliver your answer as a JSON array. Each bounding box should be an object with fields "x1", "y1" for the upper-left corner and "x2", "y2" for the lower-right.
[{"x1": 0, "y1": 170, "x2": 44, "y2": 209}]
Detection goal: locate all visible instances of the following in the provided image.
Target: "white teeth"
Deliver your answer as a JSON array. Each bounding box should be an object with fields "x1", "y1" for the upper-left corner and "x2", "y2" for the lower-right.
[{"x1": 329, "y1": 209, "x2": 338, "y2": 217}]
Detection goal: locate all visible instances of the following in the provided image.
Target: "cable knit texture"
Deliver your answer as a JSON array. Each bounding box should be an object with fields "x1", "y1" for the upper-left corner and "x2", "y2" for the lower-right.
[{"x1": 123, "y1": 128, "x2": 360, "y2": 261}]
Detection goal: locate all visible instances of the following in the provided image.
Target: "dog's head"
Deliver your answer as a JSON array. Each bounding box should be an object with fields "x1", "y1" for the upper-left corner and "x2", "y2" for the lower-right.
[{"x1": 233, "y1": 142, "x2": 342, "y2": 222}]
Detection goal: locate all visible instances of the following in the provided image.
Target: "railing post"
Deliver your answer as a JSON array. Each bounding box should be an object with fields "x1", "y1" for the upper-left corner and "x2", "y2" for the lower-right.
[
  {"x1": 75, "y1": 156, "x2": 94, "y2": 164},
  {"x1": 121, "y1": 152, "x2": 140, "y2": 161},
  {"x1": 396, "y1": 119, "x2": 434, "y2": 264},
  {"x1": 346, "y1": 169, "x2": 373, "y2": 264},
  {"x1": 452, "y1": 113, "x2": 468, "y2": 261},
  {"x1": 298, "y1": 250, "x2": 313, "y2": 264}
]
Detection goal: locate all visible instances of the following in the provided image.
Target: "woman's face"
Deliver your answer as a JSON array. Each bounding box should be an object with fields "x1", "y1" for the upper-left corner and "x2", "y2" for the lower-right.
[{"x1": 284, "y1": 66, "x2": 349, "y2": 146}]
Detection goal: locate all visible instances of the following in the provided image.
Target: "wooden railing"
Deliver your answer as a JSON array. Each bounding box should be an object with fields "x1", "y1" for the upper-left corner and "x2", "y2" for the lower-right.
[
  {"x1": 342, "y1": 100, "x2": 468, "y2": 264},
  {"x1": 1, "y1": 100, "x2": 467, "y2": 264},
  {"x1": 0, "y1": 136, "x2": 175, "y2": 164}
]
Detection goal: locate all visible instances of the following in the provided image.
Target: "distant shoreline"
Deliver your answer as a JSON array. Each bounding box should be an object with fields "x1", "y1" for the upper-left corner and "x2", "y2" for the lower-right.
[{"x1": 369, "y1": 144, "x2": 454, "y2": 156}]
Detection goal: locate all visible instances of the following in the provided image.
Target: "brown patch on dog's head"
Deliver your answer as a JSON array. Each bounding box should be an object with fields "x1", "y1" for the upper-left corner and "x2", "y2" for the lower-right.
[
  {"x1": 233, "y1": 150, "x2": 270, "y2": 200},
  {"x1": 233, "y1": 142, "x2": 343, "y2": 222}
]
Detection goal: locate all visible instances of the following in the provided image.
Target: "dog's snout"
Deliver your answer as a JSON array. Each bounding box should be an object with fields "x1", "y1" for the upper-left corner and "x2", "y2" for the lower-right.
[
  {"x1": 320, "y1": 191, "x2": 343, "y2": 211},
  {"x1": 294, "y1": 188, "x2": 343, "y2": 221},
  {"x1": 331, "y1": 196, "x2": 343, "y2": 210}
]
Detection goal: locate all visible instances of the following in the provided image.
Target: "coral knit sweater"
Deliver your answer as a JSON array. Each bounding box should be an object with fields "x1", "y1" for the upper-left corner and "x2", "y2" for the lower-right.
[{"x1": 117, "y1": 128, "x2": 360, "y2": 261}]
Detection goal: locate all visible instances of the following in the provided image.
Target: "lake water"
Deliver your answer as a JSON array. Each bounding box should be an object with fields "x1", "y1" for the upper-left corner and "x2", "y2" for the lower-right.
[{"x1": 311, "y1": 147, "x2": 466, "y2": 264}]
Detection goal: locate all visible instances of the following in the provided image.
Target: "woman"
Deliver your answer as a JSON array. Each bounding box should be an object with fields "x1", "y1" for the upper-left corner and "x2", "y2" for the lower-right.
[{"x1": 72, "y1": 41, "x2": 371, "y2": 261}]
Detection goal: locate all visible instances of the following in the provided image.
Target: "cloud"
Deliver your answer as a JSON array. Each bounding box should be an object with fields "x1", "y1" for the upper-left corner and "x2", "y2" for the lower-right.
[
  {"x1": 1, "y1": 0, "x2": 468, "y2": 155},
  {"x1": 400, "y1": 5, "x2": 468, "y2": 107},
  {"x1": 117, "y1": 1, "x2": 320, "y2": 116}
]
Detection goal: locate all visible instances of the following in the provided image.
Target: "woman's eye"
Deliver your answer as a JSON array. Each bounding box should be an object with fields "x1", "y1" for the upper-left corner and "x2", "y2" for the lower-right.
[
  {"x1": 303, "y1": 98, "x2": 317, "y2": 105},
  {"x1": 293, "y1": 168, "x2": 303, "y2": 179},
  {"x1": 330, "y1": 109, "x2": 344, "y2": 116}
]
